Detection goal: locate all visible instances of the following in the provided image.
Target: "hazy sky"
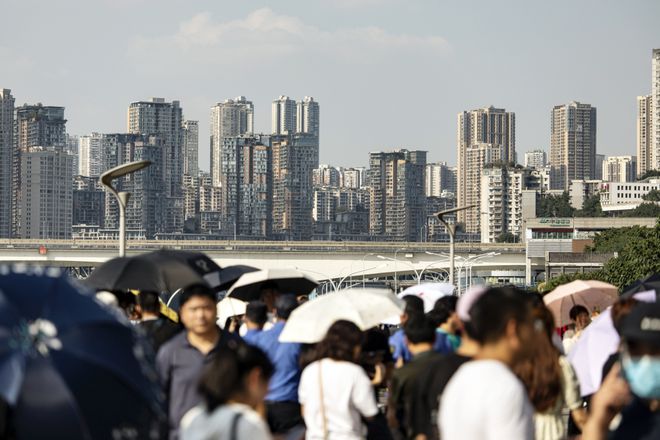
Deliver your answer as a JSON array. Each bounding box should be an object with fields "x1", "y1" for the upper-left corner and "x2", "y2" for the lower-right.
[{"x1": 2, "y1": 0, "x2": 658, "y2": 170}]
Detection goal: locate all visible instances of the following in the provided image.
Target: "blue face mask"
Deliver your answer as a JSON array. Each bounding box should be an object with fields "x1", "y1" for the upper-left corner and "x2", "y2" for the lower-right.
[{"x1": 622, "y1": 355, "x2": 660, "y2": 399}]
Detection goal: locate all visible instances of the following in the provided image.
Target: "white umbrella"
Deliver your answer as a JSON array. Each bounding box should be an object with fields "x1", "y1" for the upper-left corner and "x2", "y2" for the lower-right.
[
  {"x1": 543, "y1": 280, "x2": 619, "y2": 327},
  {"x1": 227, "y1": 268, "x2": 319, "y2": 302},
  {"x1": 279, "y1": 288, "x2": 405, "y2": 343},
  {"x1": 216, "y1": 297, "x2": 247, "y2": 328},
  {"x1": 382, "y1": 283, "x2": 455, "y2": 325}
]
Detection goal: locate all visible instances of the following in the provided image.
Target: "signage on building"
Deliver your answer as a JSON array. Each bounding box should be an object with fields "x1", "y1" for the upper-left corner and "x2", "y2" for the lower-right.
[{"x1": 537, "y1": 218, "x2": 572, "y2": 227}]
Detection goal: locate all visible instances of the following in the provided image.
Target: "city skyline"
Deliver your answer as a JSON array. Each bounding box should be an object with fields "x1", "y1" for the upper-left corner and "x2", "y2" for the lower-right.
[{"x1": 2, "y1": 1, "x2": 658, "y2": 169}]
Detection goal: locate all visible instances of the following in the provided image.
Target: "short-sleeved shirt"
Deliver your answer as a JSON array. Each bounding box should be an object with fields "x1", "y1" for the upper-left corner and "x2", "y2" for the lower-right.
[
  {"x1": 180, "y1": 402, "x2": 272, "y2": 440},
  {"x1": 389, "y1": 329, "x2": 412, "y2": 363},
  {"x1": 243, "y1": 328, "x2": 262, "y2": 345},
  {"x1": 299, "y1": 359, "x2": 378, "y2": 440},
  {"x1": 439, "y1": 360, "x2": 534, "y2": 440}
]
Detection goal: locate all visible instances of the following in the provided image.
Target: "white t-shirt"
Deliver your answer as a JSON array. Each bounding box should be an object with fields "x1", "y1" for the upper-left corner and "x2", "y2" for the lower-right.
[
  {"x1": 180, "y1": 402, "x2": 272, "y2": 440},
  {"x1": 299, "y1": 359, "x2": 378, "y2": 440},
  {"x1": 439, "y1": 360, "x2": 534, "y2": 440}
]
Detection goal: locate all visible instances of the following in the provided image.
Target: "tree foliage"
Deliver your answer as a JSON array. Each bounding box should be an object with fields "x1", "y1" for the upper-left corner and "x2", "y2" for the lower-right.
[
  {"x1": 642, "y1": 188, "x2": 660, "y2": 202},
  {"x1": 496, "y1": 232, "x2": 517, "y2": 243},
  {"x1": 538, "y1": 270, "x2": 607, "y2": 294},
  {"x1": 637, "y1": 169, "x2": 660, "y2": 181},
  {"x1": 538, "y1": 192, "x2": 575, "y2": 217},
  {"x1": 620, "y1": 203, "x2": 660, "y2": 218},
  {"x1": 575, "y1": 194, "x2": 605, "y2": 217}
]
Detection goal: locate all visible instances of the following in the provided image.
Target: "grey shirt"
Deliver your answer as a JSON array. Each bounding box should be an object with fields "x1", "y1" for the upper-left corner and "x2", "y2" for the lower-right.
[{"x1": 156, "y1": 329, "x2": 239, "y2": 440}]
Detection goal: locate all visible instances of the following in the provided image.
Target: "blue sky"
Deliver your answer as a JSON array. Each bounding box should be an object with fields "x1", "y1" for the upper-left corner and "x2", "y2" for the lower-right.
[{"x1": 1, "y1": 0, "x2": 658, "y2": 169}]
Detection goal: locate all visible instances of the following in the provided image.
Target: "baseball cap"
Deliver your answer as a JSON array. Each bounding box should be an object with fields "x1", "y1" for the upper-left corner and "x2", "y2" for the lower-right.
[{"x1": 621, "y1": 302, "x2": 660, "y2": 346}]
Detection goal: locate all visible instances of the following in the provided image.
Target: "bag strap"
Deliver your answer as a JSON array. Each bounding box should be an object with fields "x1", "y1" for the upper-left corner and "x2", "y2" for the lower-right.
[
  {"x1": 229, "y1": 411, "x2": 242, "y2": 440},
  {"x1": 318, "y1": 360, "x2": 329, "y2": 440}
]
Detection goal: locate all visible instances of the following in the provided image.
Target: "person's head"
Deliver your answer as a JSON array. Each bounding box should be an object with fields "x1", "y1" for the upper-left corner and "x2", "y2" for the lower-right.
[
  {"x1": 569, "y1": 305, "x2": 591, "y2": 331},
  {"x1": 275, "y1": 294, "x2": 298, "y2": 321},
  {"x1": 199, "y1": 343, "x2": 274, "y2": 411},
  {"x1": 179, "y1": 284, "x2": 218, "y2": 336},
  {"x1": 434, "y1": 295, "x2": 459, "y2": 332},
  {"x1": 620, "y1": 302, "x2": 660, "y2": 400},
  {"x1": 456, "y1": 285, "x2": 488, "y2": 340},
  {"x1": 404, "y1": 315, "x2": 437, "y2": 352},
  {"x1": 611, "y1": 298, "x2": 639, "y2": 336},
  {"x1": 245, "y1": 301, "x2": 268, "y2": 329},
  {"x1": 469, "y1": 286, "x2": 534, "y2": 365},
  {"x1": 136, "y1": 291, "x2": 161, "y2": 317},
  {"x1": 316, "y1": 320, "x2": 364, "y2": 363},
  {"x1": 401, "y1": 295, "x2": 424, "y2": 325},
  {"x1": 259, "y1": 281, "x2": 281, "y2": 312}
]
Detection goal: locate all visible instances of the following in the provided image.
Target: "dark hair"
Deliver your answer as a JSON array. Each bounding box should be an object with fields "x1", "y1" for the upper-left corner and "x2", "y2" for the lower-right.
[
  {"x1": 246, "y1": 301, "x2": 268, "y2": 326},
  {"x1": 427, "y1": 308, "x2": 450, "y2": 327},
  {"x1": 611, "y1": 298, "x2": 639, "y2": 336},
  {"x1": 469, "y1": 286, "x2": 531, "y2": 344},
  {"x1": 137, "y1": 291, "x2": 160, "y2": 314},
  {"x1": 404, "y1": 315, "x2": 437, "y2": 344},
  {"x1": 434, "y1": 295, "x2": 458, "y2": 313},
  {"x1": 198, "y1": 343, "x2": 274, "y2": 412},
  {"x1": 179, "y1": 284, "x2": 216, "y2": 308},
  {"x1": 275, "y1": 294, "x2": 298, "y2": 320},
  {"x1": 513, "y1": 303, "x2": 562, "y2": 412},
  {"x1": 569, "y1": 305, "x2": 589, "y2": 321},
  {"x1": 403, "y1": 295, "x2": 424, "y2": 316},
  {"x1": 315, "y1": 320, "x2": 363, "y2": 363}
]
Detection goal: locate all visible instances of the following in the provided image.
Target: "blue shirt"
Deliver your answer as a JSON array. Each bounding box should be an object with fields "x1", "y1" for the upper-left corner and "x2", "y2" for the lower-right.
[
  {"x1": 389, "y1": 329, "x2": 412, "y2": 363},
  {"x1": 243, "y1": 328, "x2": 261, "y2": 345},
  {"x1": 250, "y1": 321, "x2": 301, "y2": 402}
]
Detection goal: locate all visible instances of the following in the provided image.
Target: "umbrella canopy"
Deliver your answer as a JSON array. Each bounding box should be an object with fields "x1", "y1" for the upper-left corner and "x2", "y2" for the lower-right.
[
  {"x1": 216, "y1": 297, "x2": 247, "y2": 328},
  {"x1": 279, "y1": 288, "x2": 405, "y2": 343},
  {"x1": 133, "y1": 249, "x2": 222, "y2": 291},
  {"x1": 216, "y1": 265, "x2": 259, "y2": 292},
  {"x1": 382, "y1": 283, "x2": 455, "y2": 325},
  {"x1": 0, "y1": 266, "x2": 164, "y2": 439},
  {"x1": 227, "y1": 268, "x2": 318, "y2": 302},
  {"x1": 543, "y1": 280, "x2": 619, "y2": 327},
  {"x1": 84, "y1": 256, "x2": 167, "y2": 293},
  {"x1": 622, "y1": 272, "x2": 660, "y2": 298},
  {"x1": 568, "y1": 289, "x2": 657, "y2": 396}
]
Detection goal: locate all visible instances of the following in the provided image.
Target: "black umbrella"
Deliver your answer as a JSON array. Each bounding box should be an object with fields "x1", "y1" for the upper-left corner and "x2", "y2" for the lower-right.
[
  {"x1": 134, "y1": 249, "x2": 222, "y2": 291},
  {"x1": 0, "y1": 266, "x2": 164, "y2": 439},
  {"x1": 622, "y1": 272, "x2": 660, "y2": 298},
  {"x1": 216, "y1": 265, "x2": 259, "y2": 292},
  {"x1": 84, "y1": 256, "x2": 167, "y2": 293}
]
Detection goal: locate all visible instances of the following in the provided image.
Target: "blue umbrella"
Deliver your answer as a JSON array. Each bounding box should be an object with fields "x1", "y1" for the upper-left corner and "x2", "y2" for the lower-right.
[{"x1": 0, "y1": 266, "x2": 164, "y2": 439}]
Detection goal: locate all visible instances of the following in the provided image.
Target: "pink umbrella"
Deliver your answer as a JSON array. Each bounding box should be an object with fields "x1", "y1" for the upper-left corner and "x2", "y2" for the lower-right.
[{"x1": 543, "y1": 280, "x2": 619, "y2": 327}]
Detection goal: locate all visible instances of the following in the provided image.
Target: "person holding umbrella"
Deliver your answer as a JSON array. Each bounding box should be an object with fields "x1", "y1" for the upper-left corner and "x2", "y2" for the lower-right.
[
  {"x1": 136, "y1": 291, "x2": 181, "y2": 355},
  {"x1": 563, "y1": 305, "x2": 592, "y2": 354},
  {"x1": 156, "y1": 284, "x2": 242, "y2": 440}
]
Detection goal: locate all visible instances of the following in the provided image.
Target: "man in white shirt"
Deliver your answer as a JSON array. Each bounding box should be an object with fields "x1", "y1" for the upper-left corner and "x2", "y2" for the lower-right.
[{"x1": 439, "y1": 287, "x2": 536, "y2": 440}]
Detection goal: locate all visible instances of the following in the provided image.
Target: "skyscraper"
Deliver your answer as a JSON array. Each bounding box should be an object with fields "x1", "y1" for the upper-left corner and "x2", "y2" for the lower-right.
[
  {"x1": 0, "y1": 89, "x2": 14, "y2": 238},
  {"x1": 523, "y1": 149, "x2": 547, "y2": 169},
  {"x1": 369, "y1": 149, "x2": 427, "y2": 241},
  {"x1": 637, "y1": 95, "x2": 653, "y2": 176},
  {"x1": 549, "y1": 101, "x2": 597, "y2": 190},
  {"x1": 425, "y1": 162, "x2": 457, "y2": 197},
  {"x1": 271, "y1": 96, "x2": 296, "y2": 135},
  {"x1": 210, "y1": 97, "x2": 254, "y2": 187},
  {"x1": 78, "y1": 132, "x2": 103, "y2": 177},
  {"x1": 457, "y1": 107, "x2": 515, "y2": 233},
  {"x1": 183, "y1": 120, "x2": 199, "y2": 177},
  {"x1": 652, "y1": 49, "x2": 660, "y2": 170},
  {"x1": 602, "y1": 156, "x2": 637, "y2": 182},
  {"x1": 296, "y1": 96, "x2": 320, "y2": 137}
]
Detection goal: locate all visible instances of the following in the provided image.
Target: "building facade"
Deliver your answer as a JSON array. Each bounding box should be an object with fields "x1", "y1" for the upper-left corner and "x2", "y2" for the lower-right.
[
  {"x1": 599, "y1": 179, "x2": 660, "y2": 212},
  {"x1": 425, "y1": 162, "x2": 457, "y2": 197},
  {"x1": 0, "y1": 89, "x2": 14, "y2": 238},
  {"x1": 637, "y1": 95, "x2": 654, "y2": 176},
  {"x1": 210, "y1": 97, "x2": 254, "y2": 187},
  {"x1": 313, "y1": 165, "x2": 341, "y2": 187},
  {"x1": 653, "y1": 49, "x2": 660, "y2": 170},
  {"x1": 183, "y1": 120, "x2": 199, "y2": 178},
  {"x1": 463, "y1": 143, "x2": 502, "y2": 234},
  {"x1": 602, "y1": 156, "x2": 637, "y2": 183},
  {"x1": 549, "y1": 101, "x2": 597, "y2": 190},
  {"x1": 296, "y1": 96, "x2": 320, "y2": 138},
  {"x1": 73, "y1": 175, "x2": 105, "y2": 229},
  {"x1": 271, "y1": 96, "x2": 296, "y2": 135},
  {"x1": 524, "y1": 149, "x2": 547, "y2": 169},
  {"x1": 78, "y1": 132, "x2": 103, "y2": 177}
]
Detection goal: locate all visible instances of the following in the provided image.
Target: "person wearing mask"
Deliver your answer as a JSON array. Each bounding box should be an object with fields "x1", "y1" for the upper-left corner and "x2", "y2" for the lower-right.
[
  {"x1": 180, "y1": 344, "x2": 274, "y2": 440},
  {"x1": 430, "y1": 296, "x2": 461, "y2": 353},
  {"x1": 136, "y1": 291, "x2": 181, "y2": 355},
  {"x1": 299, "y1": 320, "x2": 378, "y2": 440},
  {"x1": 583, "y1": 301, "x2": 660, "y2": 440},
  {"x1": 243, "y1": 301, "x2": 269, "y2": 345},
  {"x1": 563, "y1": 305, "x2": 591, "y2": 354},
  {"x1": 249, "y1": 294, "x2": 304, "y2": 437},
  {"x1": 389, "y1": 296, "x2": 425, "y2": 367},
  {"x1": 439, "y1": 287, "x2": 536, "y2": 440},
  {"x1": 601, "y1": 298, "x2": 639, "y2": 380},
  {"x1": 513, "y1": 297, "x2": 587, "y2": 440},
  {"x1": 156, "y1": 285, "x2": 242, "y2": 440},
  {"x1": 387, "y1": 315, "x2": 442, "y2": 439},
  {"x1": 411, "y1": 286, "x2": 485, "y2": 440}
]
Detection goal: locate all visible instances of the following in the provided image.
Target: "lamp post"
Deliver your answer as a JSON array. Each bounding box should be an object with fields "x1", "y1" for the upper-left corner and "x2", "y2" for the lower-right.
[
  {"x1": 100, "y1": 160, "x2": 152, "y2": 257},
  {"x1": 435, "y1": 205, "x2": 475, "y2": 289},
  {"x1": 361, "y1": 253, "x2": 374, "y2": 288}
]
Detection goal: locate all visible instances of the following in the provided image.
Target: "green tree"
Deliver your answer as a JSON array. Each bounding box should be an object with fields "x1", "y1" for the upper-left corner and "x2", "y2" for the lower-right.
[
  {"x1": 637, "y1": 169, "x2": 660, "y2": 181},
  {"x1": 575, "y1": 194, "x2": 605, "y2": 217},
  {"x1": 496, "y1": 232, "x2": 517, "y2": 243},
  {"x1": 588, "y1": 225, "x2": 651, "y2": 253},
  {"x1": 620, "y1": 203, "x2": 660, "y2": 218},
  {"x1": 538, "y1": 192, "x2": 575, "y2": 217},
  {"x1": 538, "y1": 270, "x2": 607, "y2": 295},
  {"x1": 642, "y1": 188, "x2": 660, "y2": 202}
]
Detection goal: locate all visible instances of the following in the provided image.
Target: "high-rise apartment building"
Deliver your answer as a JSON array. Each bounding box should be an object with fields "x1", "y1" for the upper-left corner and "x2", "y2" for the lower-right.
[
  {"x1": 0, "y1": 89, "x2": 14, "y2": 238},
  {"x1": 637, "y1": 95, "x2": 653, "y2": 176},
  {"x1": 594, "y1": 154, "x2": 605, "y2": 180},
  {"x1": 340, "y1": 167, "x2": 366, "y2": 189},
  {"x1": 425, "y1": 162, "x2": 457, "y2": 197},
  {"x1": 221, "y1": 135, "x2": 272, "y2": 238},
  {"x1": 20, "y1": 147, "x2": 73, "y2": 239},
  {"x1": 183, "y1": 120, "x2": 199, "y2": 178},
  {"x1": 272, "y1": 133, "x2": 319, "y2": 240},
  {"x1": 72, "y1": 175, "x2": 105, "y2": 228},
  {"x1": 296, "y1": 96, "x2": 320, "y2": 137},
  {"x1": 652, "y1": 49, "x2": 660, "y2": 170},
  {"x1": 78, "y1": 132, "x2": 103, "y2": 177},
  {"x1": 127, "y1": 98, "x2": 184, "y2": 197},
  {"x1": 272, "y1": 96, "x2": 296, "y2": 135},
  {"x1": 313, "y1": 165, "x2": 341, "y2": 187},
  {"x1": 602, "y1": 156, "x2": 637, "y2": 183},
  {"x1": 457, "y1": 106, "x2": 515, "y2": 233},
  {"x1": 369, "y1": 149, "x2": 427, "y2": 241},
  {"x1": 524, "y1": 149, "x2": 547, "y2": 169},
  {"x1": 210, "y1": 97, "x2": 254, "y2": 187},
  {"x1": 549, "y1": 101, "x2": 597, "y2": 190}
]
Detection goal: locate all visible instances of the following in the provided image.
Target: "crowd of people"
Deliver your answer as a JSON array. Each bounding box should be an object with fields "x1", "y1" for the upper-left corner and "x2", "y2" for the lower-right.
[{"x1": 116, "y1": 282, "x2": 659, "y2": 440}]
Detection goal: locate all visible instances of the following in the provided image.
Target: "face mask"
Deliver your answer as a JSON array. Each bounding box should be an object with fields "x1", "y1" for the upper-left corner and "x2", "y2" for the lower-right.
[{"x1": 622, "y1": 354, "x2": 660, "y2": 399}]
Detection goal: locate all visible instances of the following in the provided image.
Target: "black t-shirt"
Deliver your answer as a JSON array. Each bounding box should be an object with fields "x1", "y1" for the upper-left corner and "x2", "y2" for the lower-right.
[
  {"x1": 138, "y1": 318, "x2": 181, "y2": 356},
  {"x1": 411, "y1": 353, "x2": 471, "y2": 440},
  {"x1": 610, "y1": 397, "x2": 660, "y2": 440}
]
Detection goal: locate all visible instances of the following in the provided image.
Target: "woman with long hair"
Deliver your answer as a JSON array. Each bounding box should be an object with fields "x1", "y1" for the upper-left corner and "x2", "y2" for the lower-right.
[
  {"x1": 299, "y1": 320, "x2": 379, "y2": 440},
  {"x1": 180, "y1": 343, "x2": 274, "y2": 440},
  {"x1": 513, "y1": 299, "x2": 587, "y2": 440}
]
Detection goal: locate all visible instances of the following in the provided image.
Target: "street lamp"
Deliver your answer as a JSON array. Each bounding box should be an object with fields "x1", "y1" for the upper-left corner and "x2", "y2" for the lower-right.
[
  {"x1": 100, "y1": 160, "x2": 152, "y2": 257},
  {"x1": 435, "y1": 205, "x2": 475, "y2": 289}
]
